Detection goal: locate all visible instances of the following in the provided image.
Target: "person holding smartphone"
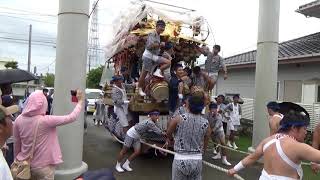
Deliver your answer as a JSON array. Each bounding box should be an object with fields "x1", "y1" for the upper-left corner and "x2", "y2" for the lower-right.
[{"x1": 13, "y1": 90, "x2": 84, "y2": 179}]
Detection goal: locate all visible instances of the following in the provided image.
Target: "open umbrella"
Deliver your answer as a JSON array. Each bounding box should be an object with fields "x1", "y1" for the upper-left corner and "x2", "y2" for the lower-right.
[
  {"x1": 0, "y1": 69, "x2": 38, "y2": 85},
  {"x1": 278, "y1": 102, "x2": 310, "y2": 120}
]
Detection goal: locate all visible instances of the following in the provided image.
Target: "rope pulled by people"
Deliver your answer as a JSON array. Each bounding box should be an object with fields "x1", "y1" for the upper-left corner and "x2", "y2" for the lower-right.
[
  {"x1": 211, "y1": 142, "x2": 311, "y2": 166},
  {"x1": 211, "y1": 142, "x2": 250, "y2": 155},
  {"x1": 140, "y1": 141, "x2": 246, "y2": 180}
]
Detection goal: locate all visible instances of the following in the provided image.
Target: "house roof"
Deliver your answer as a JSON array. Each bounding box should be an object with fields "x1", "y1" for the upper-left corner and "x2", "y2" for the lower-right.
[
  {"x1": 296, "y1": 0, "x2": 320, "y2": 18},
  {"x1": 224, "y1": 32, "x2": 320, "y2": 66}
]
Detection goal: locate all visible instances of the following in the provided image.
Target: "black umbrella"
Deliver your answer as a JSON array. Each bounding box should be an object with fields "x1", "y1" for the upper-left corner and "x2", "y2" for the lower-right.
[
  {"x1": 0, "y1": 69, "x2": 38, "y2": 85},
  {"x1": 278, "y1": 102, "x2": 310, "y2": 120}
]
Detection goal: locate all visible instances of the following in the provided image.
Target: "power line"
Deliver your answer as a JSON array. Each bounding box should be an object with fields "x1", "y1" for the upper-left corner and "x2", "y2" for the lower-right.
[
  {"x1": 0, "y1": 11, "x2": 57, "y2": 17},
  {"x1": 0, "y1": 13, "x2": 109, "y2": 27},
  {"x1": 0, "y1": 36, "x2": 106, "y2": 52},
  {"x1": 0, "y1": 6, "x2": 57, "y2": 17},
  {"x1": 37, "y1": 59, "x2": 56, "y2": 71},
  {"x1": 0, "y1": 36, "x2": 55, "y2": 44},
  {"x1": 0, "y1": 14, "x2": 57, "y2": 24},
  {"x1": 89, "y1": 0, "x2": 101, "y2": 17},
  {"x1": 0, "y1": 31, "x2": 56, "y2": 40},
  {"x1": 141, "y1": 0, "x2": 196, "y2": 12}
]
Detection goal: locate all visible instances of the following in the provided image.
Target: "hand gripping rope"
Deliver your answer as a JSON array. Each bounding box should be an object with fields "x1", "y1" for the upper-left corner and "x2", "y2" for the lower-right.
[
  {"x1": 111, "y1": 134, "x2": 245, "y2": 180},
  {"x1": 211, "y1": 142, "x2": 311, "y2": 166}
]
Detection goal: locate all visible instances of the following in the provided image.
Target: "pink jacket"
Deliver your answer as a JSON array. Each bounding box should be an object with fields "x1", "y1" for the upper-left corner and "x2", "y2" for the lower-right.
[{"x1": 13, "y1": 90, "x2": 82, "y2": 168}]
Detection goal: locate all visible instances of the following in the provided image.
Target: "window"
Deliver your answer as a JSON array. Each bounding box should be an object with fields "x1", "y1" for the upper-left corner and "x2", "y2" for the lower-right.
[{"x1": 86, "y1": 92, "x2": 101, "y2": 99}]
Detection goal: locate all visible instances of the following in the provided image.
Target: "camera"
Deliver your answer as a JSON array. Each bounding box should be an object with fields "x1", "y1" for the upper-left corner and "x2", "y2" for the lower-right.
[{"x1": 70, "y1": 90, "x2": 77, "y2": 96}]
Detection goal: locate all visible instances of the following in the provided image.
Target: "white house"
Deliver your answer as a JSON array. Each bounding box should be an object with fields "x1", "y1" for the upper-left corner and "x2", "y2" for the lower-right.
[{"x1": 211, "y1": 32, "x2": 320, "y2": 104}]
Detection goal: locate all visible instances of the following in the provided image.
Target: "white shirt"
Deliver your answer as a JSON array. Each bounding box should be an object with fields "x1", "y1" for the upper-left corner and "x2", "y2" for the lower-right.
[
  {"x1": 0, "y1": 150, "x2": 13, "y2": 180},
  {"x1": 126, "y1": 127, "x2": 140, "y2": 139}
]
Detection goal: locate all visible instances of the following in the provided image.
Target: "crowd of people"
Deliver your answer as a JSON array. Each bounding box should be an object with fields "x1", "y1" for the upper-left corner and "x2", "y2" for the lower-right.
[
  {"x1": 109, "y1": 19, "x2": 320, "y2": 180},
  {"x1": 1, "y1": 18, "x2": 320, "y2": 180},
  {"x1": 110, "y1": 19, "x2": 243, "y2": 179}
]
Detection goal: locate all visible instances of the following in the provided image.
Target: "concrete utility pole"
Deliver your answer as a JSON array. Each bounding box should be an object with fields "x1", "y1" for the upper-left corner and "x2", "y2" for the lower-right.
[
  {"x1": 27, "y1": 24, "x2": 32, "y2": 73},
  {"x1": 251, "y1": 0, "x2": 280, "y2": 149},
  {"x1": 53, "y1": 0, "x2": 89, "y2": 179}
]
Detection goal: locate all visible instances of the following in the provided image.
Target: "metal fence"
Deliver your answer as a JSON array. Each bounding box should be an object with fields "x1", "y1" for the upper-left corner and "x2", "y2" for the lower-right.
[{"x1": 241, "y1": 98, "x2": 320, "y2": 131}]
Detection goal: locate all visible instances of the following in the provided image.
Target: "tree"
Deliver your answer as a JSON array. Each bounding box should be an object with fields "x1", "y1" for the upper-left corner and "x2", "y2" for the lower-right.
[
  {"x1": 5, "y1": 61, "x2": 18, "y2": 69},
  {"x1": 43, "y1": 73, "x2": 55, "y2": 87},
  {"x1": 87, "y1": 66, "x2": 104, "y2": 88}
]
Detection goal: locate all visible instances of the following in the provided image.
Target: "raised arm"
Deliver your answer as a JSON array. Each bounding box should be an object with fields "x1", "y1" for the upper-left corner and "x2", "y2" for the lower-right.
[{"x1": 44, "y1": 90, "x2": 84, "y2": 127}]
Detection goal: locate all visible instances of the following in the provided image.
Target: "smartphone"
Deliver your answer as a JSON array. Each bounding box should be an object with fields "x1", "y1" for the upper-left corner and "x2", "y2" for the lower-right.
[{"x1": 70, "y1": 90, "x2": 78, "y2": 102}]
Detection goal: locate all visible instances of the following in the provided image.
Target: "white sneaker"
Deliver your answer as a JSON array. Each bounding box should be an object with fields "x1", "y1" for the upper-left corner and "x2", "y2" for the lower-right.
[
  {"x1": 233, "y1": 142, "x2": 238, "y2": 150},
  {"x1": 153, "y1": 69, "x2": 164, "y2": 78},
  {"x1": 115, "y1": 162, "x2": 124, "y2": 173},
  {"x1": 138, "y1": 88, "x2": 146, "y2": 96},
  {"x1": 212, "y1": 148, "x2": 217, "y2": 154},
  {"x1": 227, "y1": 141, "x2": 232, "y2": 148},
  {"x1": 122, "y1": 159, "x2": 133, "y2": 172},
  {"x1": 212, "y1": 153, "x2": 221, "y2": 160},
  {"x1": 222, "y1": 156, "x2": 232, "y2": 166},
  {"x1": 94, "y1": 121, "x2": 98, "y2": 126},
  {"x1": 99, "y1": 121, "x2": 103, "y2": 126}
]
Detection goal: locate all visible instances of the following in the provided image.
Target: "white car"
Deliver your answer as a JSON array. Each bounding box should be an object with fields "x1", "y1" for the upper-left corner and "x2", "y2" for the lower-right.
[{"x1": 85, "y1": 89, "x2": 103, "y2": 113}]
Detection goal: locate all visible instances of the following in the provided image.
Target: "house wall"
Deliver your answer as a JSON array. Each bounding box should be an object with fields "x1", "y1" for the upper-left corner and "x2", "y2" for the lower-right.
[
  {"x1": 216, "y1": 61, "x2": 320, "y2": 102},
  {"x1": 0, "y1": 61, "x2": 6, "y2": 70}
]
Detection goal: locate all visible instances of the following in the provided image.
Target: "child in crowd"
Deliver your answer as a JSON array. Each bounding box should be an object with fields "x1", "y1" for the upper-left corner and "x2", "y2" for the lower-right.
[{"x1": 225, "y1": 94, "x2": 242, "y2": 149}]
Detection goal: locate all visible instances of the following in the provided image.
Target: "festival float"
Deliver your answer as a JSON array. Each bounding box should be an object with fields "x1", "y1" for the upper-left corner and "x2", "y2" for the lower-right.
[{"x1": 100, "y1": 1, "x2": 213, "y2": 148}]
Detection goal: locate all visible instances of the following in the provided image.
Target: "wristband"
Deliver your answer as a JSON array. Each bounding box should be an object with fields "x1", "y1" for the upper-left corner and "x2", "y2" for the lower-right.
[{"x1": 234, "y1": 161, "x2": 245, "y2": 172}]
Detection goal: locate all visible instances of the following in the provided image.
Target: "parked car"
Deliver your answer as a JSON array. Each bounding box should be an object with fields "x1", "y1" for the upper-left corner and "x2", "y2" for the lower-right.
[{"x1": 85, "y1": 89, "x2": 103, "y2": 113}]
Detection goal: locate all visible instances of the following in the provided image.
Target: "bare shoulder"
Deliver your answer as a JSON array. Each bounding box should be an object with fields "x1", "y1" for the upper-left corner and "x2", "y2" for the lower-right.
[{"x1": 260, "y1": 135, "x2": 276, "y2": 146}]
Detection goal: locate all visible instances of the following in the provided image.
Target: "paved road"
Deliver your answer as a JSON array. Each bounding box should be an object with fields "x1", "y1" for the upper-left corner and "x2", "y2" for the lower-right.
[{"x1": 83, "y1": 115, "x2": 262, "y2": 180}]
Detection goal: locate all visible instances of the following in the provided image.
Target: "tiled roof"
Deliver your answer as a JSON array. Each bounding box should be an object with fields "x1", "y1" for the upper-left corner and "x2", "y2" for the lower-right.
[
  {"x1": 296, "y1": 0, "x2": 320, "y2": 18},
  {"x1": 224, "y1": 32, "x2": 320, "y2": 66}
]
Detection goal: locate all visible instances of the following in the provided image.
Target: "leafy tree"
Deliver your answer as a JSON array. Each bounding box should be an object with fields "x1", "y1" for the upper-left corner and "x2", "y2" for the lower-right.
[
  {"x1": 43, "y1": 73, "x2": 55, "y2": 87},
  {"x1": 5, "y1": 61, "x2": 18, "y2": 69},
  {"x1": 87, "y1": 66, "x2": 104, "y2": 88}
]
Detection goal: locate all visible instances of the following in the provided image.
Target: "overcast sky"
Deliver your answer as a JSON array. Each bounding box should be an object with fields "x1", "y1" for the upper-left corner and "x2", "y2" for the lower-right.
[{"x1": 0, "y1": 0, "x2": 319, "y2": 74}]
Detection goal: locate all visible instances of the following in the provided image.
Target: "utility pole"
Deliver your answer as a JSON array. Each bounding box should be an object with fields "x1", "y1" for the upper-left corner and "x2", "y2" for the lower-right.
[
  {"x1": 250, "y1": 0, "x2": 280, "y2": 151},
  {"x1": 26, "y1": 24, "x2": 32, "y2": 96},
  {"x1": 53, "y1": 0, "x2": 89, "y2": 179},
  {"x1": 27, "y1": 24, "x2": 32, "y2": 73}
]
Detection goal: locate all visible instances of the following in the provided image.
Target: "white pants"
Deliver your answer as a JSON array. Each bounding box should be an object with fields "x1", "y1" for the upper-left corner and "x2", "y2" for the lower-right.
[
  {"x1": 115, "y1": 107, "x2": 129, "y2": 127},
  {"x1": 259, "y1": 169, "x2": 298, "y2": 180}
]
